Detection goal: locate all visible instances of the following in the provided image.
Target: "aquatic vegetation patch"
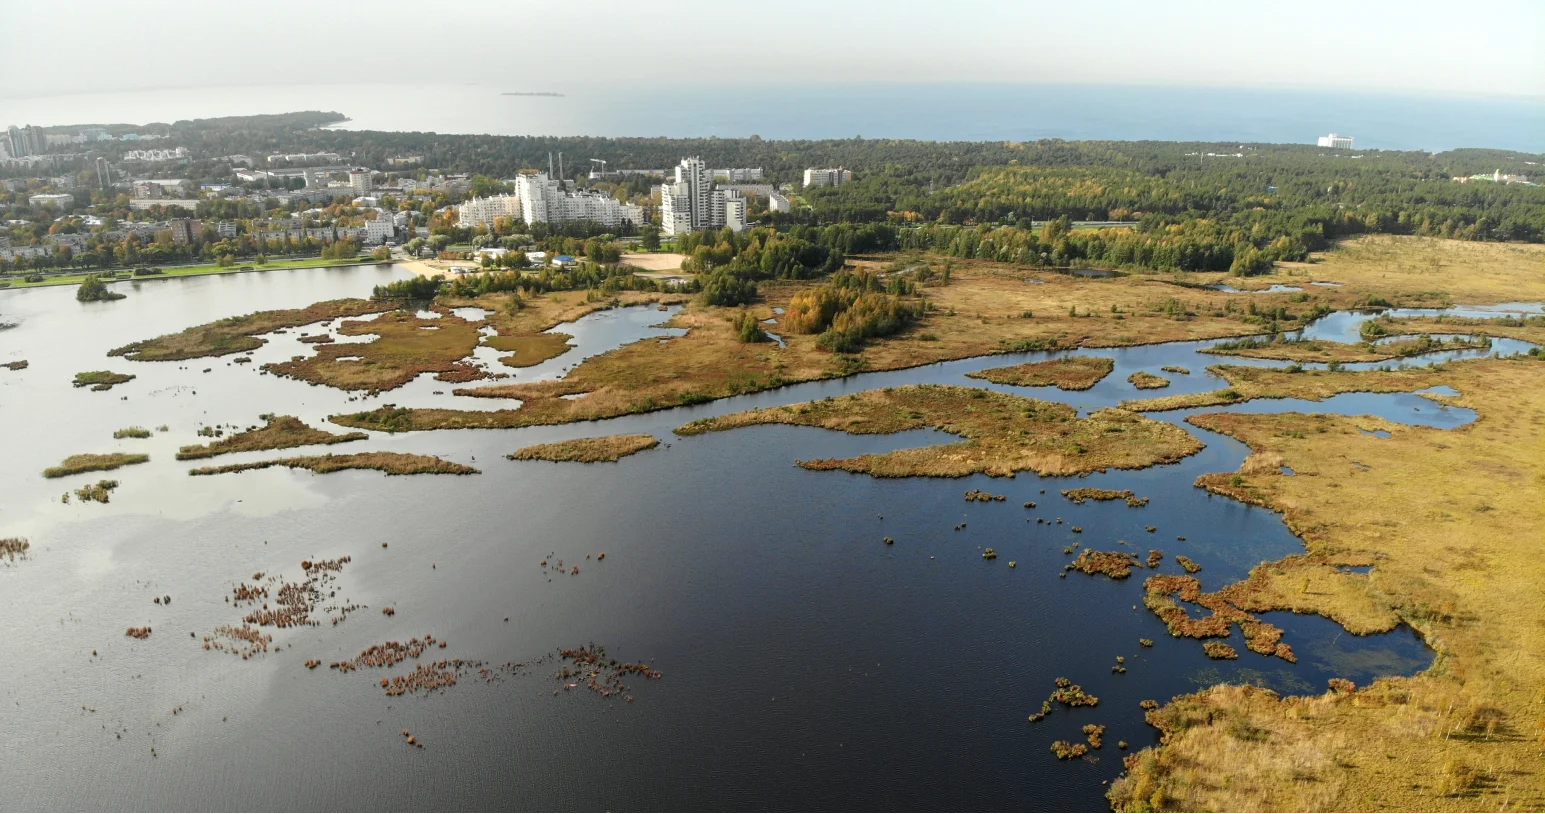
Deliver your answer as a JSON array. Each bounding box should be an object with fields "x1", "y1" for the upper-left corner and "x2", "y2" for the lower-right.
[
  {"x1": 109, "y1": 298, "x2": 395, "y2": 361},
  {"x1": 42, "y1": 452, "x2": 149, "y2": 479},
  {"x1": 1062, "y1": 487, "x2": 1149, "y2": 506},
  {"x1": 263, "y1": 308, "x2": 486, "y2": 392},
  {"x1": 112, "y1": 427, "x2": 151, "y2": 439},
  {"x1": 1176, "y1": 555, "x2": 1202, "y2": 573},
  {"x1": 72, "y1": 370, "x2": 135, "y2": 391},
  {"x1": 485, "y1": 331, "x2": 575, "y2": 368},
  {"x1": 1202, "y1": 642, "x2": 1239, "y2": 659},
  {"x1": 1128, "y1": 371, "x2": 1170, "y2": 389},
  {"x1": 1121, "y1": 363, "x2": 1452, "y2": 411},
  {"x1": 1067, "y1": 549, "x2": 1140, "y2": 579},
  {"x1": 507, "y1": 434, "x2": 659, "y2": 463},
  {"x1": 175, "y1": 415, "x2": 367, "y2": 460},
  {"x1": 966, "y1": 356, "x2": 1115, "y2": 390},
  {"x1": 1142, "y1": 573, "x2": 1297, "y2": 662},
  {"x1": 0, "y1": 537, "x2": 29, "y2": 562},
  {"x1": 675, "y1": 384, "x2": 1203, "y2": 479},
  {"x1": 964, "y1": 489, "x2": 1006, "y2": 502},
  {"x1": 1084, "y1": 723, "x2": 1107, "y2": 749},
  {"x1": 1, "y1": 360, "x2": 27, "y2": 371},
  {"x1": 73, "y1": 479, "x2": 119, "y2": 504},
  {"x1": 188, "y1": 452, "x2": 478, "y2": 477},
  {"x1": 1028, "y1": 676, "x2": 1101, "y2": 722},
  {"x1": 1161, "y1": 365, "x2": 1190, "y2": 374},
  {"x1": 1051, "y1": 740, "x2": 1089, "y2": 760}
]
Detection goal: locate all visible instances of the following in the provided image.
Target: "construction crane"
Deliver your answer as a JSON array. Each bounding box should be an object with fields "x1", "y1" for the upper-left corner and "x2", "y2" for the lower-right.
[{"x1": 588, "y1": 158, "x2": 608, "y2": 178}]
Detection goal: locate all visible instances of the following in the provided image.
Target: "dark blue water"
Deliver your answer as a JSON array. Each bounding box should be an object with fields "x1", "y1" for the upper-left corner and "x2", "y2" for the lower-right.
[{"x1": 4, "y1": 269, "x2": 1525, "y2": 811}]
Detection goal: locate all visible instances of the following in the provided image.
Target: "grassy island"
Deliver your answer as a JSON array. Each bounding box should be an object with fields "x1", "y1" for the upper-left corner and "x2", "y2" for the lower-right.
[
  {"x1": 1127, "y1": 371, "x2": 1170, "y2": 389},
  {"x1": 1205, "y1": 335, "x2": 1492, "y2": 363},
  {"x1": 507, "y1": 434, "x2": 660, "y2": 462},
  {"x1": 175, "y1": 415, "x2": 367, "y2": 460},
  {"x1": 108, "y1": 298, "x2": 395, "y2": 361},
  {"x1": 43, "y1": 453, "x2": 149, "y2": 479},
  {"x1": 674, "y1": 384, "x2": 1202, "y2": 478},
  {"x1": 263, "y1": 308, "x2": 486, "y2": 392},
  {"x1": 965, "y1": 356, "x2": 1114, "y2": 390},
  {"x1": 1119, "y1": 363, "x2": 1453, "y2": 412},
  {"x1": 72, "y1": 371, "x2": 135, "y2": 391},
  {"x1": 187, "y1": 452, "x2": 478, "y2": 477}
]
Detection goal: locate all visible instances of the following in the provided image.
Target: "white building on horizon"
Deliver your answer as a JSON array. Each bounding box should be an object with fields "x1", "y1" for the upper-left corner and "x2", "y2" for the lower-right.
[
  {"x1": 661, "y1": 157, "x2": 748, "y2": 236},
  {"x1": 803, "y1": 167, "x2": 852, "y2": 187},
  {"x1": 1316, "y1": 133, "x2": 1354, "y2": 149}
]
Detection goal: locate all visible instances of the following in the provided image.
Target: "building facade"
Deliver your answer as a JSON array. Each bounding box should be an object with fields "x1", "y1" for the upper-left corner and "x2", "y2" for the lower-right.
[
  {"x1": 1316, "y1": 133, "x2": 1354, "y2": 149},
  {"x1": 364, "y1": 211, "x2": 396, "y2": 244},
  {"x1": 660, "y1": 157, "x2": 748, "y2": 236},
  {"x1": 457, "y1": 194, "x2": 523, "y2": 228},
  {"x1": 511, "y1": 172, "x2": 640, "y2": 228},
  {"x1": 348, "y1": 169, "x2": 372, "y2": 198},
  {"x1": 803, "y1": 167, "x2": 853, "y2": 187},
  {"x1": 768, "y1": 190, "x2": 790, "y2": 213},
  {"x1": 28, "y1": 193, "x2": 74, "y2": 209}
]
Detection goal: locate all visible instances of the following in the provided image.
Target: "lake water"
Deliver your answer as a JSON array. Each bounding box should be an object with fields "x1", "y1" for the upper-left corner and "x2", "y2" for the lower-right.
[
  {"x1": 3, "y1": 83, "x2": 1542, "y2": 152},
  {"x1": 0, "y1": 268, "x2": 1533, "y2": 810}
]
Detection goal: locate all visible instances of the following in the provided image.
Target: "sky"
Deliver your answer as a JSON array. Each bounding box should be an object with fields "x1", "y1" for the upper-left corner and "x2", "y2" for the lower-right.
[{"x1": 3, "y1": 0, "x2": 1543, "y2": 100}]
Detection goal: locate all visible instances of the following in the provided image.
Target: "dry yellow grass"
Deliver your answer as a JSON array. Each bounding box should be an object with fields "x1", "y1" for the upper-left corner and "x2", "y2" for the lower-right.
[
  {"x1": 673, "y1": 385, "x2": 1202, "y2": 478},
  {"x1": 966, "y1": 356, "x2": 1115, "y2": 390},
  {"x1": 187, "y1": 452, "x2": 477, "y2": 477},
  {"x1": 263, "y1": 308, "x2": 486, "y2": 392},
  {"x1": 109, "y1": 299, "x2": 394, "y2": 361},
  {"x1": 42, "y1": 453, "x2": 149, "y2": 479},
  {"x1": 174, "y1": 415, "x2": 367, "y2": 460},
  {"x1": 1365, "y1": 314, "x2": 1545, "y2": 346},
  {"x1": 1109, "y1": 357, "x2": 1545, "y2": 812},
  {"x1": 1262, "y1": 235, "x2": 1545, "y2": 306},
  {"x1": 1128, "y1": 371, "x2": 1170, "y2": 389},
  {"x1": 507, "y1": 434, "x2": 659, "y2": 463},
  {"x1": 484, "y1": 332, "x2": 574, "y2": 368}
]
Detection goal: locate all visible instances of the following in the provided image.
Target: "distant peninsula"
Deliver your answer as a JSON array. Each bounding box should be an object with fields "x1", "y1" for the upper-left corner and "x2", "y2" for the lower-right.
[{"x1": 501, "y1": 91, "x2": 564, "y2": 97}]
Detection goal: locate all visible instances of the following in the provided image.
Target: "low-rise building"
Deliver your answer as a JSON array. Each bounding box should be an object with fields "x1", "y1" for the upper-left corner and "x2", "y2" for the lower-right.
[
  {"x1": 768, "y1": 190, "x2": 791, "y2": 213},
  {"x1": 28, "y1": 193, "x2": 75, "y2": 210},
  {"x1": 803, "y1": 167, "x2": 852, "y2": 187},
  {"x1": 363, "y1": 211, "x2": 396, "y2": 244}
]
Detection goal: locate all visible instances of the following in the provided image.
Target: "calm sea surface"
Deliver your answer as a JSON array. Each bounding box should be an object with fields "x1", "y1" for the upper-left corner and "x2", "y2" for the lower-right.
[
  {"x1": 3, "y1": 267, "x2": 1529, "y2": 810},
  {"x1": 1, "y1": 83, "x2": 1541, "y2": 152}
]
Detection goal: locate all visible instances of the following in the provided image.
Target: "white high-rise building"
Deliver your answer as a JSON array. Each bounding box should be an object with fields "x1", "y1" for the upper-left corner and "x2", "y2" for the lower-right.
[
  {"x1": 661, "y1": 157, "x2": 748, "y2": 235},
  {"x1": 510, "y1": 171, "x2": 640, "y2": 228},
  {"x1": 1316, "y1": 133, "x2": 1354, "y2": 149},
  {"x1": 767, "y1": 190, "x2": 790, "y2": 213},
  {"x1": 803, "y1": 167, "x2": 852, "y2": 187},
  {"x1": 364, "y1": 210, "x2": 396, "y2": 244},
  {"x1": 457, "y1": 194, "x2": 523, "y2": 228},
  {"x1": 349, "y1": 168, "x2": 372, "y2": 197}
]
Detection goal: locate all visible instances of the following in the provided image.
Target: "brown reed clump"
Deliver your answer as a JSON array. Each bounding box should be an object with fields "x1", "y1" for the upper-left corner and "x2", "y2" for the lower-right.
[
  {"x1": 1128, "y1": 371, "x2": 1170, "y2": 390},
  {"x1": 43, "y1": 453, "x2": 149, "y2": 479},
  {"x1": 1202, "y1": 641, "x2": 1239, "y2": 659},
  {"x1": 1141, "y1": 574, "x2": 1297, "y2": 662},
  {"x1": 1068, "y1": 549, "x2": 1139, "y2": 579},
  {"x1": 1084, "y1": 723, "x2": 1107, "y2": 748},
  {"x1": 1062, "y1": 487, "x2": 1150, "y2": 507},
  {"x1": 175, "y1": 415, "x2": 367, "y2": 460},
  {"x1": 967, "y1": 356, "x2": 1115, "y2": 391},
  {"x1": 1146, "y1": 550, "x2": 1164, "y2": 568},
  {"x1": 188, "y1": 452, "x2": 478, "y2": 477},
  {"x1": 72, "y1": 370, "x2": 136, "y2": 391},
  {"x1": 125, "y1": 627, "x2": 152, "y2": 639},
  {"x1": 73, "y1": 479, "x2": 120, "y2": 504},
  {"x1": 332, "y1": 636, "x2": 439, "y2": 671},
  {"x1": 1176, "y1": 555, "x2": 1202, "y2": 573},
  {"x1": 554, "y1": 644, "x2": 663, "y2": 699},
  {"x1": 507, "y1": 434, "x2": 659, "y2": 463},
  {"x1": 203, "y1": 624, "x2": 272, "y2": 658},
  {"x1": 1, "y1": 360, "x2": 27, "y2": 371},
  {"x1": 1051, "y1": 740, "x2": 1090, "y2": 759},
  {"x1": 964, "y1": 489, "x2": 1006, "y2": 502},
  {"x1": 1, "y1": 537, "x2": 32, "y2": 561}
]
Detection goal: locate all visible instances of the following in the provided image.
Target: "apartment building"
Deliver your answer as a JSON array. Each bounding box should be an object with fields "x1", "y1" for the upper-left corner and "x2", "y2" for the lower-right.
[
  {"x1": 660, "y1": 157, "x2": 748, "y2": 236},
  {"x1": 803, "y1": 167, "x2": 853, "y2": 187}
]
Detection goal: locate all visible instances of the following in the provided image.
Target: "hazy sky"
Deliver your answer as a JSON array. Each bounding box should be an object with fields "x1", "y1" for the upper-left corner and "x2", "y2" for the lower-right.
[{"x1": 4, "y1": 0, "x2": 1543, "y2": 99}]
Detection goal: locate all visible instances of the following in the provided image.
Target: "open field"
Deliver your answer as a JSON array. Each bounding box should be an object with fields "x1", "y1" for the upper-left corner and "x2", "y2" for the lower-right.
[
  {"x1": 0, "y1": 257, "x2": 381, "y2": 290},
  {"x1": 965, "y1": 356, "x2": 1114, "y2": 390},
  {"x1": 673, "y1": 384, "x2": 1203, "y2": 478},
  {"x1": 508, "y1": 434, "x2": 659, "y2": 463},
  {"x1": 42, "y1": 453, "x2": 149, "y2": 479},
  {"x1": 187, "y1": 452, "x2": 478, "y2": 477},
  {"x1": 110, "y1": 299, "x2": 395, "y2": 361},
  {"x1": 174, "y1": 415, "x2": 367, "y2": 460},
  {"x1": 620, "y1": 252, "x2": 687, "y2": 271},
  {"x1": 1263, "y1": 236, "x2": 1545, "y2": 306},
  {"x1": 1109, "y1": 357, "x2": 1545, "y2": 811}
]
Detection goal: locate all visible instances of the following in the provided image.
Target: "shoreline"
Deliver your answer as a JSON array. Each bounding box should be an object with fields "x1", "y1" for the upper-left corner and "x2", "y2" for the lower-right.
[{"x1": 0, "y1": 257, "x2": 389, "y2": 290}]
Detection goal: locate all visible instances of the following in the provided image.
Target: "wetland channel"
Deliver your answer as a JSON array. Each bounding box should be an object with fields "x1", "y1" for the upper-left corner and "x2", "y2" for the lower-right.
[{"x1": 0, "y1": 265, "x2": 1533, "y2": 810}]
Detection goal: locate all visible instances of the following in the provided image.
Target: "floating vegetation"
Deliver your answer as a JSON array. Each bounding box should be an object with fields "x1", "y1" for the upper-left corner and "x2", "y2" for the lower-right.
[
  {"x1": 1177, "y1": 555, "x2": 1202, "y2": 573},
  {"x1": 109, "y1": 298, "x2": 394, "y2": 361},
  {"x1": 1146, "y1": 550, "x2": 1164, "y2": 568},
  {"x1": 204, "y1": 624, "x2": 272, "y2": 658},
  {"x1": 1128, "y1": 371, "x2": 1170, "y2": 389},
  {"x1": 188, "y1": 452, "x2": 478, "y2": 477},
  {"x1": 1051, "y1": 740, "x2": 1089, "y2": 759},
  {"x1": 212, "y1": 557, "x2": 359, "y2": 650},
  {"x1": 507, "y1": 434, "x2": 660, "y2": 463},
  {"x1": 0, "y1": 537, "x2": 30, "y2": 562},
  {"x1": 1084, "y1": 723, "x2": 1107, "y2": 748},
  {"x1": 125, "y1": 627, "x2": 151, "y2": 639},
  {"x1": 677, "y1": 385, "x2": 1203, "y2": 479},
  {"x1": 1160, "y1": 366, "x2": 1190, "y2": 374},
  {"x1": 1062, "y1": 487, "x2": 1149, "y2": 507},
  {"x1": 1067, "y1": 550, "x2": 1140, "y2": 579},
  {"x1": 1139, "y1": 638, "x2": 1154, "y2": 647},
  {"x1": 72, "y1": 370, "x2": 135, "y2": 391},
  {"x1": 113, "y1": 427, "x2": 152, "y2": 439},
  {"x1": 966, "y1": 356, "x2": 1115, "y2": 390},
  {"x1": 1202, "y1": 642, "x2": 1239, "y2": 659},
  {"x1": 964, "y1": 489, "x2": 1006, "y2": 502},
  {"x1": 1, "y1": 360, "x2": 27, "y2": 371},
  {"x1": 331, "y1": 636, "x2": 440, "y2": 672},
  {"x1": 553, "y1": 644, "x2": 663, "y2": 699},
  {"x1": 73, "y1": 479, "x2": 119, "y2": 504},
  {"x1": 175, "y1": 415, "x2": 367, "y2": 460},
  {"x1": 1142, "y1": 574, "x2": 1296, "y2": 662},
  {"x1": 1029, "y1": 676, "x2": 1101, "y2": 723},
  {"x1": 42, "y1": 453, "x2": 149, "y2": 479},
  {"x1": 297, "y1": 333, "x2": 334, "y2": 344},
  {"x1": 982, "y1": 548, "x2": 998, "y2": 560}
]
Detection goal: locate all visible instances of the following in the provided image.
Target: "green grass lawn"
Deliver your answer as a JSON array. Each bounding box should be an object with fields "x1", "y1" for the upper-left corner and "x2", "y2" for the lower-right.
[{"x1": 0, "y1": 256, "x2": 387, "y2": 289}]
